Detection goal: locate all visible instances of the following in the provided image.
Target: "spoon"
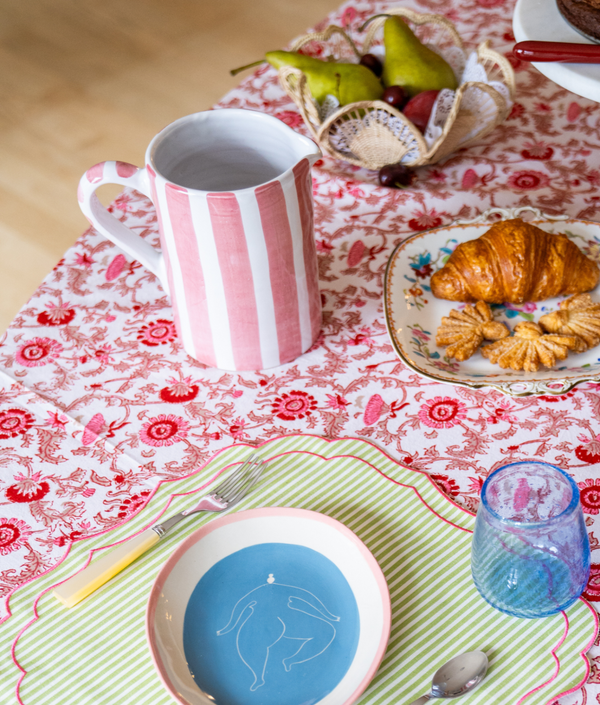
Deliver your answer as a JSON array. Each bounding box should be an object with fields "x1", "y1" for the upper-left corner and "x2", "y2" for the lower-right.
[{"x1": 408, "y1": 650, "x2": 488, "y2": 705}]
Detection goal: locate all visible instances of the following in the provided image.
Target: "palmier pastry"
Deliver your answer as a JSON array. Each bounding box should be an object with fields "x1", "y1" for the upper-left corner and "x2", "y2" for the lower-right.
[
  {"x1": 539, "y1": 293, "x2": 600, "y2": 352},
  {"x1": 430, "y1": 219, "x2": 600, "y2": 304},
  {"x1": 436, "y1": 301, "x2": 509, "y2": 361},
  {"x1": 481, "y1": 321, "x2": 579, "y2": 372}
]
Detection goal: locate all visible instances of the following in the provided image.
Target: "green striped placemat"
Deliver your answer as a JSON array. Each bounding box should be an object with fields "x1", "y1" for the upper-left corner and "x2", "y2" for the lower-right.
[{"x1": 0, "y1": 436, "x2": 596, "y2": 704}]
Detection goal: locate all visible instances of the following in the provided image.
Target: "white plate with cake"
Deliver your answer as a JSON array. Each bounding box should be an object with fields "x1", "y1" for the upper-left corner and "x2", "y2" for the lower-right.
[
  {"x1": 514, "y1": 0, "x2": 600, "y2": 102},
  {"x1": 384, "y1": 208, "x2": 600, "y2": 396}
]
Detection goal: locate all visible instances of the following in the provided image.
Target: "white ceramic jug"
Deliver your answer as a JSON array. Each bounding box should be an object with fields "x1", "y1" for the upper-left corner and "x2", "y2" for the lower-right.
[{"x1": 78, "y1": 109, "x2": 322, "y2": 371}]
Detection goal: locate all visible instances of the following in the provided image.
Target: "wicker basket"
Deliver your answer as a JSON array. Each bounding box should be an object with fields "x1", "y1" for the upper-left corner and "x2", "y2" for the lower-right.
[{"x1": 277, "y1": 9, "x2": 515, "y2": 170}]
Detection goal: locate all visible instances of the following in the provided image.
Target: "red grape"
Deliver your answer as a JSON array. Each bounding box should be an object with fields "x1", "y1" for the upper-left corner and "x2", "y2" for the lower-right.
[
  {"x1": 359, "y1": 53, "x2": 383, "y2": 77},
  {"x1": 378, "y1": 163, "x2": 416, "y2": 188},
  {"x1": 382, "y1": 85, "x2": 408, "y2": 110}
]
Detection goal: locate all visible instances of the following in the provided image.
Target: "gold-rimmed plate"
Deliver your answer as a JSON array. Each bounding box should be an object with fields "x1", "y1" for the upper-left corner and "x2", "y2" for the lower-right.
[{"x1": 384, "y1": 208, "x2": 600, "y2": 396}]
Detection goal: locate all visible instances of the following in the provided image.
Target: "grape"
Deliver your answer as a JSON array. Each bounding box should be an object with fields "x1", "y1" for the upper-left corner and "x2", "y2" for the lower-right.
[
  {"x1": 382, "y1": 85, "x2": 408, "y2": 110},
  {"x1": 359, "y1": 53, "x2": 383, "y2": 77},
  {"x1": 378, "y1": 163, "x2": 416, "y2": 189}
]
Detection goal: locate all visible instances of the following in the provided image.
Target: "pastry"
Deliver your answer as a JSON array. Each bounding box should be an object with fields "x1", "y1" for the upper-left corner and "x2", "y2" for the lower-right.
[
  {"x1": 556, "y1": 0, "x2": 600, "y2": 42},
  {"x1": 539, "y1": 293, "x2": 600, "y2": 351},
  {"x1": 436, "y1": 301, "x2": 510, "y2": 361},
  {"x1": 481, "y1": 321, "x2": 580, "y2": 372},
  {"x1": 430, "y1": 219, "x2": 600, "y2": 304}
]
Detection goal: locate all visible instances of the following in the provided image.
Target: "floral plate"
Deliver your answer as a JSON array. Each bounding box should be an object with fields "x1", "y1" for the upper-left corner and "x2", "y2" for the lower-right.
[{"x1": 384, "y1": 207, "x2": 600, "y2": 396}]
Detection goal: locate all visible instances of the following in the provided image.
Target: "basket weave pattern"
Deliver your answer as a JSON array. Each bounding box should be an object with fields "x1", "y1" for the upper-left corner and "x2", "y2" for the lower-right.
[{"x1": 278, "y1": 9, "x2": 515, "y2": 170}]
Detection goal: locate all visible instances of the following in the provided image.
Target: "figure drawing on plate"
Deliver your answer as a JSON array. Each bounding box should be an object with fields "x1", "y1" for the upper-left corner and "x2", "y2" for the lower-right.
[{"x1": 216, "y1": 573, "x2": 341, "y2": 691}]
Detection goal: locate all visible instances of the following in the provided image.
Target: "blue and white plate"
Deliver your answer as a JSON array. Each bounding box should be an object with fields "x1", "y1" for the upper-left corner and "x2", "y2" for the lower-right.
[{"x1": 146, "y1": 507, "x2": 391, "y2": 705}]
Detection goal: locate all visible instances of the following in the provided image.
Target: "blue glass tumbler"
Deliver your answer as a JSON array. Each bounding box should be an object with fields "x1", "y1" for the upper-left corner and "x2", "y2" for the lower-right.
[{"x1": 471, "y1": 461, "x2": 590, "y2": 619}]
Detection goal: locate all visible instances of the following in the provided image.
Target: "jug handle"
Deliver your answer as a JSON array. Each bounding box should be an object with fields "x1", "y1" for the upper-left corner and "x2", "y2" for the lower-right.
[{"x1": 78, "y1": 161, "x2": 169, "y2": 295}]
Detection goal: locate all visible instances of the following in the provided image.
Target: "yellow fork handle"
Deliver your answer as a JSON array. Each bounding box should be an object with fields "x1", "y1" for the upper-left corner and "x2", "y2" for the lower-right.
[{"x1": 52, "y1": 529, "x2": 160, "y2": 608}]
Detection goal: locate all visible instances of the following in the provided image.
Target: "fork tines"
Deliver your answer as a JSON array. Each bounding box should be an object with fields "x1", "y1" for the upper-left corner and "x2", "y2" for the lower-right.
[{"x1": 216, "y1": 455, "x2": 265, "y2": 504}]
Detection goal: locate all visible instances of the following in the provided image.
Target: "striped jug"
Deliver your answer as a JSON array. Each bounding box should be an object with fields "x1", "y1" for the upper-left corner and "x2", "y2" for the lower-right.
[{"x1": 78, "y1": 109, "x2": 322, "y2": 371}]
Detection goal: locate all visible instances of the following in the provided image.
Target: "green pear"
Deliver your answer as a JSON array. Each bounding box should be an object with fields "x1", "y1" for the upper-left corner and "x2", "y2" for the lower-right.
[
  {"x1": 266, "y1": 50, "x2": 384, "y2": 105},
  {"x1": 382, "y1": 16, "x2": 457, "y2": 97}
]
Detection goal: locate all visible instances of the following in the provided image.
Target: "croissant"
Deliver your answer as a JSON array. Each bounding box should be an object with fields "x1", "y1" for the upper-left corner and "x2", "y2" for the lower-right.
[{"x1": 430, "y1": 219, "x2": 600, "y2": 304}]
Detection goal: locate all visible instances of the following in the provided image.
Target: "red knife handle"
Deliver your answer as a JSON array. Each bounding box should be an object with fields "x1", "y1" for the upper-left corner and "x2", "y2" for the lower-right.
[{"x1": 514, "y1": 41, "x2": 600, "y2": 63}]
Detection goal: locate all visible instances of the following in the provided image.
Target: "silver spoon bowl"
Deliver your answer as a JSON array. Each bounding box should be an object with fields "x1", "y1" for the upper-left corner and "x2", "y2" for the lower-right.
[{"x1": 409, "y1": 650, "x2": 488, "y2": 705}]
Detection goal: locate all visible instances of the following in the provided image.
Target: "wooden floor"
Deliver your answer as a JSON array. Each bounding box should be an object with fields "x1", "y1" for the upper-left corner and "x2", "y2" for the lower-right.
[{"x1": 0, "y1": 0, "x2": 340, "y2": 332}]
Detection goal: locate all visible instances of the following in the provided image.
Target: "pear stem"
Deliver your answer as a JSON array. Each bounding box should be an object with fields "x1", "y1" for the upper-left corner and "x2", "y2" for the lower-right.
[
  {"x1": 341, "y1": 34, "x2": 361, "y2": 59},
  {"x1": 358, "y1": 14, "x2": 392, "y2": 33},
  {"x1": 230, "y1": 59, "x2": 266, "y2": 77}
]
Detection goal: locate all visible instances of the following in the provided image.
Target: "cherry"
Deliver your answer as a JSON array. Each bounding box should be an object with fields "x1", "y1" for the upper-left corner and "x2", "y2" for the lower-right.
[
  {"x1": 378, "y1": 163, "x2": 416, "y2": 189},
  {"x1": 402, "y1": 90, "x2": 440, "y2": 134},
  {"x1": 382, "y1": 85, "x2": 408, "y2": 110},
  {"x1": 359, "y1": 53, "x2": 383, "y2": 77}
]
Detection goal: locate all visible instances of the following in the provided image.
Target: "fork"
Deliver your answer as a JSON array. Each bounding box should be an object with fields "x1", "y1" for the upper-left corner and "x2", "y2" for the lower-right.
[{"x1": 53, "y1": 456, "x2": 266, "y2": 608}]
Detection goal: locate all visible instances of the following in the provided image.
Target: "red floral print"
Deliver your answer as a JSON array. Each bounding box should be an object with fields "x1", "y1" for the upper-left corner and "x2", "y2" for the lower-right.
[
  {"x1": 116, "y1": 490, "x2": 152, "y2": 520},
  {"x1": 418, "y1": 397, "x2": 467, "y2": 429},
  {"x1": 37, "y1": 306, "x2": 76, "y2": 326},
  {"x1": 274, "y1": 111, "x2": 303, "y2": 129},
  {"x1": 347, "y1": 240, "x2": 365, "y2": 267},
  {"x1": 576, "y1": 436, "x2": 600, "y2": 464},
  {"x1": 229, "y1": 419, "x2": 246, "y2": 440},
  {"x1": 578, "y1": 479, "x2": 600, "y2": 514},
  {"x1": 0, "y1": 408, "x2": 34, "y2": 438},
  {"x1": 82, "y1": 413, "x2": 105, "y2": 446},
  {"x1": 0, "y1": 517, "x2": 31, "y2": 555},
  {"x1": 160, "y1": 377, "x2": 199, "y2": 403},
  {"x1": 15, "y1": 337, "x2": 63, "y2": 367},
  {"x1": 508, "y1": 103, "x2": 525, "y2": 120},
  {"x1": 272, "y1": 391, "x2": 317, "y2": 420},
  {"x1": 137, "y1": 319, "x2": 177, "y2": 346},
  {"x1": 567, "y1": 102, "x2": 581, "y2": 122},
  {"x1": 106, "y1": 254, "x2": 127, "y2": 281},
  {"x1": 461, "y1": 169, "x2": 478, "y2": 189},
  {"x1": 364, "y1": 394, "x2": 384, "y2": 425},
  {"x1": 5, "y1": 472, "x2": 50, "y2": 503},
  {"x1": 521, "y1": 143, "x2": 554, "y2": 160},
  {"x1": 139, "y1": 414, "x2": 190, "y2": 446},
  {"x1": 46, "y1": 411, "x2": 68, "y2": 429},
  {"x1": 583, "y1": 564, "x2": 600, "y2": 602},
  {"x1": 408, "y1": 211, "x2": 443, "y2": 231},
  {"x1": 54, "y1": 529, "x2": 87, "y2": 547},
  {"x1": 507, "y1": 171, "x2": 551, "y2": 190},
  {"x1": 486, "y1": 400, "x2": 517, "y2": 425},
  {"x1": 326, "y1": 394, "x2": 349, "y2": 410},
  {"x1": 431, "y1": 473, "x2": 460, "y2": 498}
]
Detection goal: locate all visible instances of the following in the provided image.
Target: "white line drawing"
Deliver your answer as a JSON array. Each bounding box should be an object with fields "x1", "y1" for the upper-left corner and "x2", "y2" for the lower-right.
[{"x1": 216, "y1": 574, "x2": 341, "y2": 691}]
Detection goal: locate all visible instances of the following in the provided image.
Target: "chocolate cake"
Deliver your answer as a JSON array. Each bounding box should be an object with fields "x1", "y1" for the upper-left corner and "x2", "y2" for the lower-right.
[{"x1": 557, "y1": 0, "x2": 600, "y2": 42}]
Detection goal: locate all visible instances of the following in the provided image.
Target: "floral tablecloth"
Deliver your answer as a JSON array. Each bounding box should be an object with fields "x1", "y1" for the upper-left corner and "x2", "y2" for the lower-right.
[{"x1": 2, "y1": 0, "x2": 600, "y2": 702}]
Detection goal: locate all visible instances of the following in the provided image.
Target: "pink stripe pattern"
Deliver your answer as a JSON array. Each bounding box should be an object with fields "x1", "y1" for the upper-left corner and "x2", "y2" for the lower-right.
[
  {"x1": 294, "y1": 159, "x2": 322, "y2": 344},
  {"x1": 207, "y1": 193, "x2": 262, "y2": 370},
  {"x1": 255, "y1": 179, "x2": 303, "y2": 365},
  {"x1": 143, "y1": 168, "x2": 321, "y2": 370},
  {"x1": 147, "y1": 166, "x2": 185, "y2": 348},
  {"x1": 165, "y1": 184, "x2": 216, "y2": 366}
]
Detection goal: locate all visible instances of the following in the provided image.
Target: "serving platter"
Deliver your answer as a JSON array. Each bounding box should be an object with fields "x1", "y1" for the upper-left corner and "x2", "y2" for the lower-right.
[
  {"x1": 384, "y1": 208, "x2": 600, "y2": 396},
  {"x1": 146, "y1": 507, "x2": 391, "y2": 705}
]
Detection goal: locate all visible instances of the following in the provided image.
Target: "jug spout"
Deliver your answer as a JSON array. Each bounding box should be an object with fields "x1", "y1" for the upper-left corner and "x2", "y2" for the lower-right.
[{"x1": 294, "y1": 133, "x2": 322, "y2": 166}]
